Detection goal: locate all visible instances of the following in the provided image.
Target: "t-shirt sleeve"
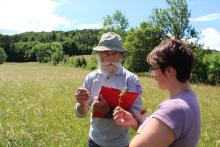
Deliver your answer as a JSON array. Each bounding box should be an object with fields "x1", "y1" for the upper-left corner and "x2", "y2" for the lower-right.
[
  {"x1": 127, "y1": 75, "x2": 142, "y2": 113},
  {"x1": 151, "y1": 100, "x2": 186, "y2": 139}
]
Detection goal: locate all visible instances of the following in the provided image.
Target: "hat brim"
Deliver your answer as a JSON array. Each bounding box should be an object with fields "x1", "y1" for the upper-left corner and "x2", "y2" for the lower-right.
[{"x1": 93, "y1": 45, "x2": 127, "y2": 52}]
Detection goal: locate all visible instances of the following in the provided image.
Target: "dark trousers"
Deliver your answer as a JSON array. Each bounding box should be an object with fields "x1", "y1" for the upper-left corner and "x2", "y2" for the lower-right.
[
  {"x1": 88, "y1": 137, "x2": 128, "y2": 147},
  {"x1": 88, "y1": 137, "x2": 102, "y2": 147}
]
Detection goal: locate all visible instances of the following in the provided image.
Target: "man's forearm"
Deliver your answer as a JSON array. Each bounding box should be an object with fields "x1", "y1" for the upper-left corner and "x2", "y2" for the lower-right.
[{"x1": 74, "y1": 103, "x2": 88, "y2": 117}]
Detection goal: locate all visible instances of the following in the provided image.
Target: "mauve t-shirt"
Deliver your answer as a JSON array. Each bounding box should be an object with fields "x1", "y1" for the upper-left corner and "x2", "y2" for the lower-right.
[{"x1": 137, "y1": 90, "x2": 201, "y2": 147}]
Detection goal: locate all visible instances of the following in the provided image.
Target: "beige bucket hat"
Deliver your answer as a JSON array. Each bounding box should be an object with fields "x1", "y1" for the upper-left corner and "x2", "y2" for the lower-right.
[{"x1": 93, "y1": 32, "x2": 127, "y2": 52}]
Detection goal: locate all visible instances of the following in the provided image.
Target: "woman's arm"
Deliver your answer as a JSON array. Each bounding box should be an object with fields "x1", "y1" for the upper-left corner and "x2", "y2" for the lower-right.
[{"x1": 130, "y1": 118, "x2": 176, "y2": 147}]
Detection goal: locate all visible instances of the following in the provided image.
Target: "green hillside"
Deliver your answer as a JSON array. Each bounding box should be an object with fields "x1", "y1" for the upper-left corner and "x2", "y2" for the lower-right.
[{"x1": 0, "y1": 63, "x2": 219, "y2": 146}]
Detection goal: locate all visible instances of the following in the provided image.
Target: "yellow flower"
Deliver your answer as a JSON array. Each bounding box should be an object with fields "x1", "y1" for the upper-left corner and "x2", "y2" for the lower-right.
[{"x1": 119, "y1": 88, "x2": 128, "y2": 97}]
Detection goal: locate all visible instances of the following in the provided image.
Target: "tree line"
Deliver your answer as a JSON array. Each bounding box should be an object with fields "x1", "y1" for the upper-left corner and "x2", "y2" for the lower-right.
[
  {"x1": 0, "y1": 0, "x2": 219, "y2": 85},
  {"x1": 0, "y1": 29, "x2": 99, "y2": 64}
]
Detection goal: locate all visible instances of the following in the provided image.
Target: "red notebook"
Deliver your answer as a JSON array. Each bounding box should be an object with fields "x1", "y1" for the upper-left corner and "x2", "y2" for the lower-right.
[{"x1": 93, "y1": 86, "x2": 139, "y2": 118}]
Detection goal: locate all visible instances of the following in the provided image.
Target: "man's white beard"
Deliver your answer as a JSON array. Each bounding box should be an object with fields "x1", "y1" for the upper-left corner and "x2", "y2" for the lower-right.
[{"x1": 98, "y1": 60, "x2": 122, "y2": 76}]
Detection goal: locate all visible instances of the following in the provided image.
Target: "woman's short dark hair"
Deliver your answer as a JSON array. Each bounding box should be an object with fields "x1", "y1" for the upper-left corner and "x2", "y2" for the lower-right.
[{"x1": 147, "y1": 39, "x2": 194, "y2": 83}]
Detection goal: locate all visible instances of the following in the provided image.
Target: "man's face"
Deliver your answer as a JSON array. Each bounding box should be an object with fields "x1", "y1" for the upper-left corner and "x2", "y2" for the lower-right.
[{"x1": 97, "y1": 51, "x2": 123, "y2": 76}]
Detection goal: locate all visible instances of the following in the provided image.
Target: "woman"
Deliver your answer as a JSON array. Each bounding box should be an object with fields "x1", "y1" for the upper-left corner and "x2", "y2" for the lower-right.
[{"x1": 113, "y1": 39, "x2": 201, "y2": 147}]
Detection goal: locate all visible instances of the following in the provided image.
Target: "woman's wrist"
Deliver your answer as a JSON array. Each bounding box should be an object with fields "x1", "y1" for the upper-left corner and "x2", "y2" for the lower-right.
[{"x1": 130, "y1": 118, "x2": 139, "y2": 130}]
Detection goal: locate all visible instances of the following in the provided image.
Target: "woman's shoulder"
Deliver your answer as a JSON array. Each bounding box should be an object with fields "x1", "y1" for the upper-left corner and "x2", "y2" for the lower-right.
[
  {"x1": 157, "y1": 99, "x2": 186, "y2": 113},
  {"x1": 156, "y1": 91, "x2": 199, "y2": 116}
]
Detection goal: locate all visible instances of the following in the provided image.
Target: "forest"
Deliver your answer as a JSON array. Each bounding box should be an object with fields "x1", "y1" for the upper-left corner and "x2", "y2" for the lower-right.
[{"x1": 0, "y1": 0, "x2": 219, "y2": 85}]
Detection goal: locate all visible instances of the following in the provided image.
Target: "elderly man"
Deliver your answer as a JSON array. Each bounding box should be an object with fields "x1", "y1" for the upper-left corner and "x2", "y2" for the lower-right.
[{"x1": 74, "y1": 32, "x2": 142, "y2": 147}]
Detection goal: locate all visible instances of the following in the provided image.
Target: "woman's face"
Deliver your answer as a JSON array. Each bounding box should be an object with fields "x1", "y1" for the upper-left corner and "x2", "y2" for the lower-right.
[
  {"x1": 150, "y1": 65, "x2": 169, "y2": 90},
  {"x1": 97, "y1": 51, "x2": 123, "y2": 75}
]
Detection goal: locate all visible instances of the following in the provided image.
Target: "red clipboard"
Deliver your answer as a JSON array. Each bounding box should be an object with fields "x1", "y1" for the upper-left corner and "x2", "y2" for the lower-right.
[{"x1": 93, "y1": 86, "x2": 138, "y2": 118}]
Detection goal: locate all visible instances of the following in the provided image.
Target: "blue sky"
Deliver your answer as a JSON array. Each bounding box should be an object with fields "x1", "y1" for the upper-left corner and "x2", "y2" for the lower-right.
[{"x1": 0, "y1": 0, "x2": 220, "y2": 50}]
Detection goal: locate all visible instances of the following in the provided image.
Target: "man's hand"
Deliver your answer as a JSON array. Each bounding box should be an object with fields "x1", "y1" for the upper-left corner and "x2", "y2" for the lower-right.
[
  {"x1": 75, "y1": 87, "x2": 89, "y2": 106},
  {"x1": 75, "y1": 87, "x2": 89, "y2": 116},
  {"x1": 92, "y1": 95, "x2": 110, "y2": 114}
]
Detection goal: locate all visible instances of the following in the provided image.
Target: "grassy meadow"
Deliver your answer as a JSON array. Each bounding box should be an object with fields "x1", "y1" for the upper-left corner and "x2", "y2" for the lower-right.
[{"x1": 0, "y1": 62, "x2": 219, "y2": 147}]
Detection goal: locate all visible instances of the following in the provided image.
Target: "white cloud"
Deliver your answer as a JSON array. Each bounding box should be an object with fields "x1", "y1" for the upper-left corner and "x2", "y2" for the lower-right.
[
  {"x1": 0, "y1": 0, "x2": 77, "y2": 34},
  {"x1": 191, "y1": 13, "x2": 220, "y2": 22},
  {"x1": 199, "y1": 28, "x2": 220, "y2": 51},
  {"x1": 77, "y1": 23, "x2": 102, "y2": 30}
]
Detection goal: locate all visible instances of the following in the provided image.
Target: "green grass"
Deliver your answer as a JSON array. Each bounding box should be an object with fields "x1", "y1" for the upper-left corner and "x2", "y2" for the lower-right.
[{"x1": 0, "y1": 62, "x2": 219, "y2": 147}]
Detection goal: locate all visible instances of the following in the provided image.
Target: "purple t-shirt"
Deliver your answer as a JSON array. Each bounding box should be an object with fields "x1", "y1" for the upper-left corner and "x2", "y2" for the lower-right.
[{"x1": 137, "y1": 90, "x2": 201, "y2": 147}]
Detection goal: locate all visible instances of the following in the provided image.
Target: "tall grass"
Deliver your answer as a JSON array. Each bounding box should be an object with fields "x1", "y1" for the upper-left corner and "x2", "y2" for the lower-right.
[{"x1": 0, "y1": 63, "x2": 219, "y2": 146}]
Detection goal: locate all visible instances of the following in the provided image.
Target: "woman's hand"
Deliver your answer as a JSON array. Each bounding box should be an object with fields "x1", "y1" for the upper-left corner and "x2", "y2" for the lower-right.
[
  {"x1": 113, "y1": 106, "x2": 138, "y2": 129},
  {"x1": 134, "y1": 109, "x2": 148, "y2": 124}
]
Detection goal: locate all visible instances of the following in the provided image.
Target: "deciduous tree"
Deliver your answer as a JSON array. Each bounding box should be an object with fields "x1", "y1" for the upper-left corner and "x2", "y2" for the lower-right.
[{"x1": 150, "y1": 0, "x2": 197, "y2": 40}]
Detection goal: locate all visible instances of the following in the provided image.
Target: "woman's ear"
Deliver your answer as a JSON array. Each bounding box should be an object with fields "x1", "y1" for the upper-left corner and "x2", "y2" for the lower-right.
[{"x1": 165, "y1": 66, "x2": 176, "y2": 78}]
